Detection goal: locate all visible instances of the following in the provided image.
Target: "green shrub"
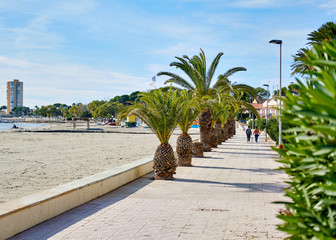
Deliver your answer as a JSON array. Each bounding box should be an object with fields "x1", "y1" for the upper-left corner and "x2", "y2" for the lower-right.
[
  {"x1": 237, "y1": 112, "x2": 249, "y2": 121},
  {"x1": 258, "y1": 118, "x2": 266, "y2": 130},
  {"x1": 266, "y1": 118, "x2": 278, "y2": 142},
  {"x1": 275, "y1": 41, "x2": 336, "y2": 239},
  {"x1": 80, "y1": 110, "x2": 92, "y2": 118},
  {"x1": 248, "y1": 120, "x2": 252, "y2": 128},
  {"x1": 266, "y1": 118, "x2": 296, "y2": 144},
  {"x1": 248, "y1": 119, "x2": 254, "y2": 129},
  {"x1": 248, "y1": 118, "x2": 265, "y2": 130}
]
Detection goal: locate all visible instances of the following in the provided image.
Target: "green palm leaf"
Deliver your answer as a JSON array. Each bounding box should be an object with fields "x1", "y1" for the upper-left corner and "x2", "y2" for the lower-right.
[{"x1": 117, "y1": 88, "x2": 182, "y2": 144}]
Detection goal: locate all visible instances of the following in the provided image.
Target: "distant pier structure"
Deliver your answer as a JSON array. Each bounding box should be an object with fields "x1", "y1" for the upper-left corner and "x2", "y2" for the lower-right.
[{"x1": 7, "y1": 79, "x2": 23, "y2": 114}]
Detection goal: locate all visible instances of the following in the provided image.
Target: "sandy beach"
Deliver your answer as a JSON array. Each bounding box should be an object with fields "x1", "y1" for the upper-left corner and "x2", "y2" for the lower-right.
[{"x1": 0, "y1": 121, "x2": 199, "y2": 204}]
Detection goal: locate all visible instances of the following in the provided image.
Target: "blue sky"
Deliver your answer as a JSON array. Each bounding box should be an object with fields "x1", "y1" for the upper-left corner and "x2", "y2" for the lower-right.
[{"x1": 0, "y1": 0, "x2": 335, "y2": 108}]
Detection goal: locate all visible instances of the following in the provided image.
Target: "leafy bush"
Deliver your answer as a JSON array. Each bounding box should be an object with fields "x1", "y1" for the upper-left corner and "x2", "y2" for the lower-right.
[
  {"x1": 266, "y1": 118, "x2": 296, "y2": 144},
  {"x1": 248, "y1": 118, "x2": 267, "y2": 131},
  {"x1": 248, "y1": 119, "x2": 255, "y2": 129},
  {"x1": 266, "y1": 118, "x2": 278, "y2": 143},
  {"x1": 237, "y1": 112, "x2": 249, "y2": 121},
  {"x1": 275, "y1": 41, "x2": 336, "y2": 239},
  {"x1": 80, "y1": 110, "x2": 92, "y2": 118},
  {"x1": 257, "y1": 118, "x2": 266, "y2": 130}
]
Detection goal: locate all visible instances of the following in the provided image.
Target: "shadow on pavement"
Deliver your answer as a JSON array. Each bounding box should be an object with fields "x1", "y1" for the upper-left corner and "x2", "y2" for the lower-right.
[
  {"x1": 191, "y1": 165, "x2": 281, "y2": 175},
  {"x1": 209, "y1": 151, "x2": 278, "y2": 157},
  {"x1": 9, "y1": 176, "x2": 154, "y2": 240},
  {"x1": 174, "y1": 178, "x2": 286, "y2": 193}
]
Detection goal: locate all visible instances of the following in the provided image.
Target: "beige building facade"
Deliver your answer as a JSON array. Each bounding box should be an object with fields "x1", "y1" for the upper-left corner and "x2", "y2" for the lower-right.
[{"x1": 7, "y1": 79, "x2": 23, "y2": 114}]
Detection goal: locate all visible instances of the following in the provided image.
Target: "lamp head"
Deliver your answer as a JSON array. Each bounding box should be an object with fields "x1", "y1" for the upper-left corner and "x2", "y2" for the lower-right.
[
  {"x1": 269, "y1": 39, "x2": 282, "y2": 44},
  {"x1": 263, "y1": 84, "x2": 269, "y2": 87}
]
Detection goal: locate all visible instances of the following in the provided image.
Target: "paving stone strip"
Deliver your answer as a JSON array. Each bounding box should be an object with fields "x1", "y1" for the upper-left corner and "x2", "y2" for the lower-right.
[{"x1": 10, "y1": 130, "x2": 288, "y2": 240}]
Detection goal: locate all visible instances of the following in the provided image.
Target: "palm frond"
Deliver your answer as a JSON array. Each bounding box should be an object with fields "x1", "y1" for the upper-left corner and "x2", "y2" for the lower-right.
[
  {"x1": 232, "y1": 84, "x2": 257, "y2": 98},
  {"x1": 207, "y1": 52, "x2": 224, "y2": 89},
  {"x1": 239, "y1": 100, "x2": 260, "y2": 119},
  {"x1": 117, "y1": 88, "x2": 182, "y2": 144},
  {"x1": 177, "y1": 90, "x2": 201, "y2": 133},
  {"x1": 214, "y1": 67, "x2": 246, "y2": 88},
  {"x1": 158, "y1": 71, "x2": 194, "y2": 90}
]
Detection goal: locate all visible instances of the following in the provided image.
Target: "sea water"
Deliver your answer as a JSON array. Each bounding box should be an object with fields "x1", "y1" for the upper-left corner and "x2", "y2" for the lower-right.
[{"x1": 0, "y1": 123, "x2": 46, "y2": 132}]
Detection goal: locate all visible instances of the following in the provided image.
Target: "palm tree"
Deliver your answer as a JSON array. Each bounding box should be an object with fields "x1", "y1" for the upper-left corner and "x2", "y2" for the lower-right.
[
  {"x1": 219, "y1": 86, "x2": 259, "y2": 140},
  {"x1": 117, "y1": 88, "x2": 182, "y2": 180},
  {"x1": 307, "y1": 21, "x2": 336, "y2": 45},
  {"x1": 208, "y1": 101, "x2": 226, "y2": 147},
  {"x1": 291, "y1": 47, "x2": 314, "y2": 77},
  {"x1": 215, "y1": 77, "x2": 258, "y2": 139},
  {"x1": 205, "y1": 90, "x2": 234, "y2": 146},
  {"x1": 176, "y1": 90, "x2": 200, "y2": 166},
  {"x1": 291, "y1": 21, "x2": 336, "y2": 76},
  {"x1": 158, "y1": 49, "x2": 246, "y2": 151}
]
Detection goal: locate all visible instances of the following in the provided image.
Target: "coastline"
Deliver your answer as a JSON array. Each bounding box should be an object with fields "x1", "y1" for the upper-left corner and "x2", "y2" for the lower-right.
[{"x1": 0, "y1": 121, "x2": 199, "y2": 204}]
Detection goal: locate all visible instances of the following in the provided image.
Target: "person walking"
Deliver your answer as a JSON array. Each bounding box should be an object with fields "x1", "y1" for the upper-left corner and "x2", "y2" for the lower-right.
[
  {"x1": 253, "y1": 127, "x2": 260, "y2": 143},
  {"x1": 246, "y1": 126, "x2": 252, "y2": 142}
]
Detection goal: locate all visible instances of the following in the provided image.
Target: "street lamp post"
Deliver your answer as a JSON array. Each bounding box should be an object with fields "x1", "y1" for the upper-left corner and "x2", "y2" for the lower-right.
[
  {"x1": 269, "y1": 39, "x2": 282, "y2": 146},
  {"x1": 250, "y1": 95, "x2": 254, "y2": 129},
  {"x1": 263, "y1": 84, "x2": 269, "y2": 138}
]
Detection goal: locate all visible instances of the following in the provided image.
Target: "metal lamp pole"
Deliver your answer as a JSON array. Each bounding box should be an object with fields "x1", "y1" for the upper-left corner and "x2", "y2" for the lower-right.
[
  {"x1": 250, "y1": 96, "x2": 254, "y2": 129},
  {"x1": 269, "y1": 39, "x2": 282, "y2": 146},
  {"x1": 263, "y1": 84, "x2": 269, "y2": 138}
]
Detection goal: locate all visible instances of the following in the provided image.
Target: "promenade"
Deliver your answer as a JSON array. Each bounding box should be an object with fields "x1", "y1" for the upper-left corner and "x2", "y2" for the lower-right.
[{"x1": 10, "y1": 130, "x2": 288, "y2": 240}]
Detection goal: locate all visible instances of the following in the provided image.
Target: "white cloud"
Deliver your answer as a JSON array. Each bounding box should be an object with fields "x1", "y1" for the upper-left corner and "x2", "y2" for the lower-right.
[
  {"x1": 299, "y1": 0, "x2": 336, "y2": 14},
  {"x1": 148, "y1": 64, "x2": 170, "y2": 74},
  {"x1": 230, "y1": 0, "x2": 291, "y2": 8},
  {"x1": 153, "y1": 43, "x2": 198, "y2": 56},
  {"x1": 51, "y1": 0, "x2": 96, "y2": 14},
  {"x1": 318, "y1": 1, "x2": 336, "y2": 14},
  {"x1": 0, "y1": 56, "x2": 150, "y2": 107},
  {"x1": 15, "y1": 17, "x2": 64, "y2": 49}
]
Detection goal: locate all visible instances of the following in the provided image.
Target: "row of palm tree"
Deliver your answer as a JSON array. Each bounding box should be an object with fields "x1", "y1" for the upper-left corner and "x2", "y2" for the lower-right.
[
  {"x1": 158, "y1": 49, "x2": 258, "y2": 151},
  {"x1": 118, "y1": 49, "x2": 259, "y2": 180}
]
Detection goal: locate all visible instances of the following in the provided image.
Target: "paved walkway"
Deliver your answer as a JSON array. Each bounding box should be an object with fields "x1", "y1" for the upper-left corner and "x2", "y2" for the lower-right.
[{"x1": 10, "y1": 130, "x2": 288, "y2": 240}]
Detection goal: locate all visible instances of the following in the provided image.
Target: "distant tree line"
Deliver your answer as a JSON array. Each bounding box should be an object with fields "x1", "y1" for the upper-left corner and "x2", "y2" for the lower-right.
[
  {"x1": 5, "y1": 84, "x2": 299, "y2": 119},
  {"x1": 7, "y1": 91, "x2": 141, "y2": 119}
]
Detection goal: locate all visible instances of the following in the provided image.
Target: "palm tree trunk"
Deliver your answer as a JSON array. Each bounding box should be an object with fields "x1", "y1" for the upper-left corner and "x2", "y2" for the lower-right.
[
  {"x1": 192, "y1": 141, "x2": 204, "y2": 157},
  {"x1": 153, "y1": 143, "x2": 177, "y2": 180},
  {"x1": 176, "y1": 133, "x2": 193, "y2": 166},
  {"x1": 210, "y1": 127, "x2": 218, "y2": 148},
  {"x1": 221, "y1": 128, "x2": 225, "y2": 142},
  {"x1": 227, "y1": 119, "x2": 233, "y2": 138},
  {"x1": 229, "y1": 117, "x2": 235, "y2": 137},
  {"x1": 214, "y1": 120, "x2": 222, "y2": 144},
  {"x1": 223, "y1": 122, "x2": 229, "y2": 141},
  {"x1": 199, "y1": 108, "x2": 212, "y2": 152}
]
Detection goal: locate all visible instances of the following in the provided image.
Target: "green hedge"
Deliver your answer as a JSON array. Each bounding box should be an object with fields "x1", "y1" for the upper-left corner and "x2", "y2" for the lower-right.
[
  {"x1": 275, "y1": 41, "x2": 336, "y2": 239},
  {"x1": 265, "y1": 118, "x2": 296, "y2": 145},
  {"x1": 266, "y1": 118, "x2": 278, "y2": 143},
  {"x1": 248, "y1": 118, "x2": 266, "y2": 131}
]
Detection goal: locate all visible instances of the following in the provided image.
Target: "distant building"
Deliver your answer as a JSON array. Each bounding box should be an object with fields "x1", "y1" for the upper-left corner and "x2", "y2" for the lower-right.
[
  {"x1": 251, "y1": 98, "x2": 266, "y2": 116},
  {"x1": 7, "y1": 79, "x2": 23, "y2": 114},
  {"x1": 262, "y1": 97, "x2": 280, "y2": 117}
]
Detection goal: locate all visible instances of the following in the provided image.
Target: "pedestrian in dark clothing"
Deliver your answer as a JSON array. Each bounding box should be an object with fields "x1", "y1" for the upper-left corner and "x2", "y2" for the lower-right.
[{"x1": 246, "y1": 126, "x2": 252, "y2": 142}]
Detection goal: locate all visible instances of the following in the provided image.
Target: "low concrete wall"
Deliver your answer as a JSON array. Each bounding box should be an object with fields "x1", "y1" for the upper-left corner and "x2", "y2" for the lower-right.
[{"x1": 0, "y1": 157, "x2": 154, "y2": 240}]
